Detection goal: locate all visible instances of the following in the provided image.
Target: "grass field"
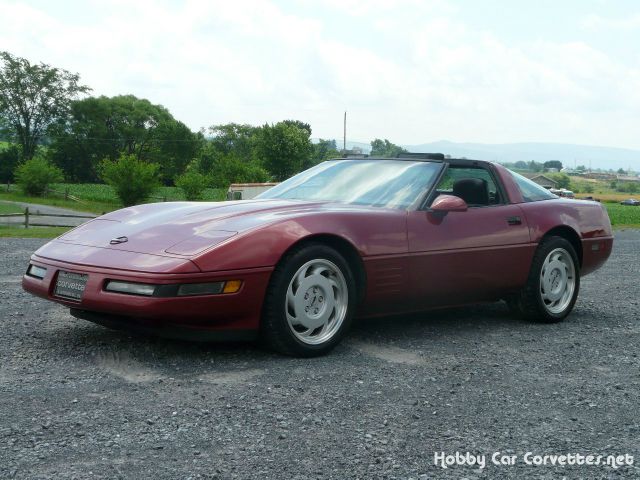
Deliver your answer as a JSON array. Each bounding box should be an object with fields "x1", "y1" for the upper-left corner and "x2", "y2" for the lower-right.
[
  {"x1": 0, "y1": 202, "x2": 23, "y2": 214},
  {"x1": 603, "y1": 202, "x2": 640, "y2": 229},
  {"x1": 51, "y1": 183, "x2": 226, "y2": 204},
  {"x1": 0, "y1": 226, "x2": 71, "y2": 238},
  {"x1": 0, "y1": 183, "x2": 227, "y2": 215}
]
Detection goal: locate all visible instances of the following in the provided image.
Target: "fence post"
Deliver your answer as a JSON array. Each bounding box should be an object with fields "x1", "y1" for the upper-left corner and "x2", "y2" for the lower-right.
[
  {"x1": 24, "y1": 207, "x2": 29, "y2": 229},
  {"x1": 65, "y1": 188, "x2": 69, "y2": 200}
]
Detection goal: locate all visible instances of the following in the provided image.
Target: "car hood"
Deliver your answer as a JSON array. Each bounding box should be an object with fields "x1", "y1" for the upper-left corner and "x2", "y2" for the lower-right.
[{"x1": 52, "y1": 199, "x2": 327, "y2": 257}]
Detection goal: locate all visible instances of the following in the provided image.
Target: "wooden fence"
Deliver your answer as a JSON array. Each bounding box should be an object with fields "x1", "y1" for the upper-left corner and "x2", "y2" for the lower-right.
[{"x1": 0, "y1": 207, "x2": 96, "y2": 228}]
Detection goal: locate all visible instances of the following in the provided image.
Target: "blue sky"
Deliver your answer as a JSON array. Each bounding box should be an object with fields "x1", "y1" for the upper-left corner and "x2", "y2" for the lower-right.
[{"x1": 2, "y1": 0, "x2": 639, "y2": 149}]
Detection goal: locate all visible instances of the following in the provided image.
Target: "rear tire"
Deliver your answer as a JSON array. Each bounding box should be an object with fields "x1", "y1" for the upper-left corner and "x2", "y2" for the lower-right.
[
  {"x1": 261, "y1": 243, "x2": 356, "y2": 357},
  {"x1": 509, "y1": 236, "x2": 580, "y2": 323}
]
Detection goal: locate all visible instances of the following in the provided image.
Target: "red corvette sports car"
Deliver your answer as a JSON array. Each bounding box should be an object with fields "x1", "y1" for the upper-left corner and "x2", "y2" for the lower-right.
[{"x1": 23, "y1": 154, "x2": 613, "y2": 356}]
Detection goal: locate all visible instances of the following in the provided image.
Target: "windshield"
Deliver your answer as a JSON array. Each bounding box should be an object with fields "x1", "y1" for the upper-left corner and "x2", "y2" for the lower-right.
[{"x1": 257, "y1": 160, "x2": 442, "y2": 209}]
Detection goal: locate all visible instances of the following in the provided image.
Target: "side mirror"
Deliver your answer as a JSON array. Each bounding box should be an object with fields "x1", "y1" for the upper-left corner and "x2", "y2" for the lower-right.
[{"x1": 427, "y1": 194, "x2": 468, "y2": 219}]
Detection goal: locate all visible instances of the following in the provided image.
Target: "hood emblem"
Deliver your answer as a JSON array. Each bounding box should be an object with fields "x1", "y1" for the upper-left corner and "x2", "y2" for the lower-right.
[{"x1": 110, "y1": 236, "x2": 128, "y2": 245}]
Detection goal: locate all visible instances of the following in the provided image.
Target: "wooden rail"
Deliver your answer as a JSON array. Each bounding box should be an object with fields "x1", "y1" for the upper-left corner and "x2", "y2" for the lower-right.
[{"x1": 0, "y1": 207, "x2": 96, "y2": 228}]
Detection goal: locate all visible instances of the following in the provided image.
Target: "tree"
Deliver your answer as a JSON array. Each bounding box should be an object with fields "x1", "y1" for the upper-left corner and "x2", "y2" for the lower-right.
[
  {"x1": 14, "y1": 154, "x2": 64, "y2": 196},
  {"x1": 617, "y1": 168, "x2": 626, "y2": 175},
  {"x1": 370, "y1": 138, "x2": 408, "y2": 157},
  {"x1": 0, "y1": 143, "x2": 20, "y2": 182},
  {"x1": 207, "y1": 123, "x2": 259, "y2": 162},
  {"x1": 255, "y1": 121, "x2": 312, "y2": 181},
  {"x1": 100, "y1": 153, "x2": 160, "y2": 206},
  {"x1": 543, "y1": 160, "x2": 563, "y2": 171},
  {"x1": 281, "y1": 119, "x2": 312, "y2": 136},
  {"x1": 212, "y1": 154, "x2": 269, "y2": 188},
  {"x1": 528, "y1": 160, "x2": 543, "y2": 172},
  {"x1": 309, "y1": 139, "x2": 339, "y2": 168},
  {"x1": 514, "y1": 160, "x2": 528, "y2": 170},
  {"x1": 0, "y1": 51, "x2": 89, "y2": 159},
  {"x1": 151, "y1": 120, "x2": 203, "y2": 183},
  {"x1": 548, "y1": 173, "x2": 570, "y2": 189},
  {"x1": 576, "y1": 165, "x2": 586, "y2": 172},
  {"x1": 49, "y1": 95, "x2": 200, "y2": 182}
]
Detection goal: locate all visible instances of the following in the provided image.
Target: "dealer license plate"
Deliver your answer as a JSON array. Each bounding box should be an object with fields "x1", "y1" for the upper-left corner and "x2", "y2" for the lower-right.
[{"x1": 54, "y1": 271, "x2": 88, "y2": 300}]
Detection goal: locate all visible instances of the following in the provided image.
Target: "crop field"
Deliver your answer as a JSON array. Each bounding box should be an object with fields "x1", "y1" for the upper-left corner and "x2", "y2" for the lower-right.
[{"x1": 603, "y1": 202, "x2": 640, "y2": 228}]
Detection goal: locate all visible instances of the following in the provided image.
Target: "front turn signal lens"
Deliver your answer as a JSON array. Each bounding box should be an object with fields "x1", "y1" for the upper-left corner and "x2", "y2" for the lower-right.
[{"x1": 222, "y1": 280, "x2": 242, "y2": 294}]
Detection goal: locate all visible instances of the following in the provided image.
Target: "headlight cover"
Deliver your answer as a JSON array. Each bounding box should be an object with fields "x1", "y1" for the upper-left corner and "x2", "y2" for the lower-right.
[
  {"x1": 104, "y1": 280, "x2": 243, "y2": 297},
  {"x1": 27, "y1": 264, "x2": 47, "y2": 279},
  {"x1": 105, "y1": 281, "x2": 156, "y2": 296}
]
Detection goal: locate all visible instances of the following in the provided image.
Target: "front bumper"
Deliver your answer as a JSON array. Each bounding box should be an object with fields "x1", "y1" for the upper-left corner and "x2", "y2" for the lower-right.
[
  {"x1": 22, "y1": 255, "x2": 273, "y2": 333},
  {"x1": 70, "y1": 309, "x2": 258, "y2": 342}
]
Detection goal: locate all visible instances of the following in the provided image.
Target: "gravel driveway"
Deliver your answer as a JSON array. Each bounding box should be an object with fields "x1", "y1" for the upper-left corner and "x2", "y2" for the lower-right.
[{"x1": 1, "y1": 232, "x2": 638, "y2": 479}]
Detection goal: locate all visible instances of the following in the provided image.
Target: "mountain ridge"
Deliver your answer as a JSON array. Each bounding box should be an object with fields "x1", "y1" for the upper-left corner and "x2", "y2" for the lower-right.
[{"x1": 331, "y1": 140, "x2": 640, "y2": 171}]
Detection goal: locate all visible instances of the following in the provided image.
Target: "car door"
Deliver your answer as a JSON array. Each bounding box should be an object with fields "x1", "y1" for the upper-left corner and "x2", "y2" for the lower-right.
[{"x1": 406, "y1": 164, "x2": 533, "y2": 308}]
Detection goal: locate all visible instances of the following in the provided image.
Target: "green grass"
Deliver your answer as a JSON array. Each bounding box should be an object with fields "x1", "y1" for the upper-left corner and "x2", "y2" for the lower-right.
[
  {"x1": 0, "y1": 225, "x2": 71, "y2": 238},
  {"x1": 603, "y1": 202, "x2": 640, "y2": 228},
  {"x1": 0, "y1": 189, "x2": 114, "y2": 214},
  {"x1": 0, "y1": 183, "x2": 226, "y2": 215},
  {"x1": 0, "y1": 201, "x2": 23, "y2": 214},
  {"x1": 52, "y1": 183, "x2": 226, "y2": 203}
]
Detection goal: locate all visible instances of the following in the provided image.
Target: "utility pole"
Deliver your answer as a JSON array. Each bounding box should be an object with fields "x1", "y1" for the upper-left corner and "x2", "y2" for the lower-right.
[{"x1": 343, "y1": 111, "x2": 347, "y2": 153}]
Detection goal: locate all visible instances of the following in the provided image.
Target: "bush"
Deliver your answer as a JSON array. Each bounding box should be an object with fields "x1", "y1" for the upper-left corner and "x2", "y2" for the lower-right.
[
  {"x1": 175, "y1": 170, "x2": 210, "y2": 200},
  {"x1": 99, "y1": 153, "x2": 160, "y2": 206},
  {"x1": 14, "y1": 156, "x2": 64, "y2": 196},
  {"x1": 547, "y1": 173, "x2": 570, "y2": 189},
  {"x1": 615, "y1": 182, "x2": 638, "y2": 194}
]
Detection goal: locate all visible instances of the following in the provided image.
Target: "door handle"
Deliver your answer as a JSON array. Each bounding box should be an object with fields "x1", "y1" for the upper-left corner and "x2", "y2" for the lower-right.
[{"x1": 507, "y1": 216, "x2": 522, "y2": 226}]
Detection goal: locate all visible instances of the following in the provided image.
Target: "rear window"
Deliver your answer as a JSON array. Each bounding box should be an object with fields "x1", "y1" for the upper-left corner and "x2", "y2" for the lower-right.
[{"x1": 509, "y1": 171, "x2": 558, "y2": 202}]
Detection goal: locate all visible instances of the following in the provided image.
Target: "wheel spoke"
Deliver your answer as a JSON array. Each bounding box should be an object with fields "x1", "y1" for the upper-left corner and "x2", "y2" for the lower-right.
[{"x1": 295, "y1": 267, "x2": 308, "y2": 289}]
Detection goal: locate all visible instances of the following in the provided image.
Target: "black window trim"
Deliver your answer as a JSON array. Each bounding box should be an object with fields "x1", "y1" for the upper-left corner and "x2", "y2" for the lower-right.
[{"x1": 418, "y1": 161, "x2": 509, "y2": 210}]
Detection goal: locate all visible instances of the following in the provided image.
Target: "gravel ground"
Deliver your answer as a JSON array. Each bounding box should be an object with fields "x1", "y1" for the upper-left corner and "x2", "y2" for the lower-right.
[{"x1": 0, "y1": 232, "x2": 638, "y2": 480}]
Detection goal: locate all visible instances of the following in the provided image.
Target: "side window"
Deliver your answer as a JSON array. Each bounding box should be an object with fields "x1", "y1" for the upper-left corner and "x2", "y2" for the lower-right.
[
  {"x1": 509, "y1": 171, "x2": 557, "y2": 202},
  {"x1": 434, "y1": 166, "x2": 503, "y2": 206}
]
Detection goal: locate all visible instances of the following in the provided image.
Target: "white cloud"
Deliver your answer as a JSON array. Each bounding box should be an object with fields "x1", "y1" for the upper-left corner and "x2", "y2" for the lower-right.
[
  {"x1": 582, "y1": 13, "x2": 640, "y2": 30},
  {"x1": 1, "y1": 0, "x2": 639, "y2": 149}
]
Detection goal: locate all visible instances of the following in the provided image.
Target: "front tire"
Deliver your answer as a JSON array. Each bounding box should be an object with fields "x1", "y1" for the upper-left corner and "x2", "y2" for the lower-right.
[
  {"x1": 261, "y1": 243, "x2": 356, "y2": 357},
  {"x1": 511, "y1": 236, "x2": 580, "y2": 323}
]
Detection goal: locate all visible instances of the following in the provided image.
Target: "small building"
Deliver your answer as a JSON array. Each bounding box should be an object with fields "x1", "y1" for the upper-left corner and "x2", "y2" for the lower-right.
[
  {"x1": 522, "y1": 173, "x2": 558, "y2": 189},
  {"x1": 226, "y1": 183, "x2": 279, "y2": 200}
]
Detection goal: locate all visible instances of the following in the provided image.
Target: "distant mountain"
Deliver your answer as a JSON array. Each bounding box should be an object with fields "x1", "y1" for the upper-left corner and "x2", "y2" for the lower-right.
[
  {"x1": 406, "y1": 141, "x2": 640, "y2": 171},
  {"x1": 327, "y1": 139, "x2": 640, "y2": 171}
]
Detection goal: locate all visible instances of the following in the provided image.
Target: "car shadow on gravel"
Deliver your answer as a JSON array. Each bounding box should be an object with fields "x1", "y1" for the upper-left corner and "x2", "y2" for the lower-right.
[
  {"x1": 349, "y1": 300, "x2": 525, "y2": 339},
  {"x1": 35, "y1": 301, "x2": 531, "y2": 362}
]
